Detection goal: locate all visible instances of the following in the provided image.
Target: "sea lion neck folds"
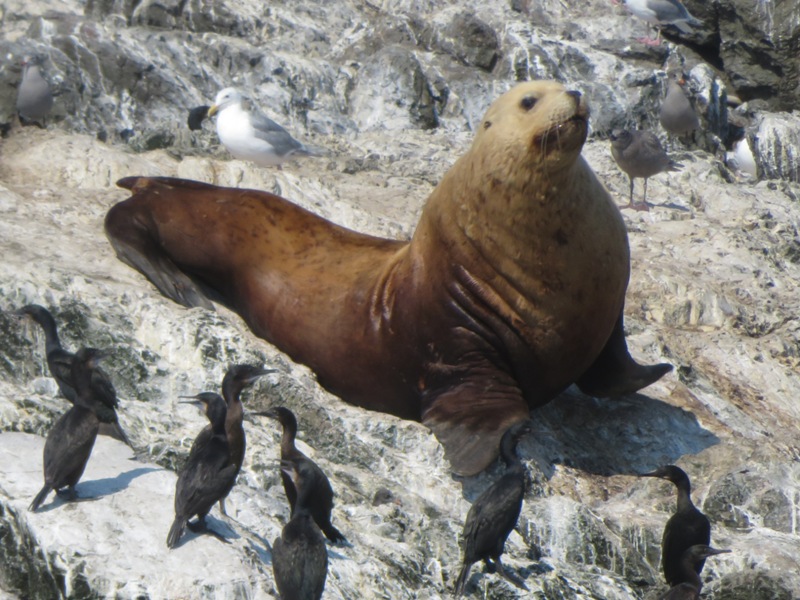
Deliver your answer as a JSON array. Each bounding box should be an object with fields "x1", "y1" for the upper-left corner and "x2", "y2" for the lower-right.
[{"x1": 106, "y1": 80, "x2": 671, "y2": 476}]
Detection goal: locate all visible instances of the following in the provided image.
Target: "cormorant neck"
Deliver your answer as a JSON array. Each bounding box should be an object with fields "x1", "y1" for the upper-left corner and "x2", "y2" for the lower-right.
[
  {"x1": 32, "y1": 311, "x2": 62, "y2": 353},
  {"x1": 281, "y1": 418, "x2": 298, "y2": 454},
  {"x1": 674, "y1": 479, "x2": 695, "y2": 512},
  {"x1": 221, "y1": 376, "x2": 243, "y2": 407},
  {"x1": 209, "y1": 405, "x2": 228, "y2": 435},
  {"x1": 70, "y1": 361, "x2": 95, "y2": 408},
  {"x1": 679, "y1": 558, "x2": 703, "y2": 593}
]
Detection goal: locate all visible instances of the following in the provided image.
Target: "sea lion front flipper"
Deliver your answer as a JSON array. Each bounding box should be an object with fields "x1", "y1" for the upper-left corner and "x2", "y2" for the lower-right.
[
  {"x1": 422, "y1": 382, "x2": 530, "y2": 477},
  {"x1": 576, "y1": 311, "x2": 672, "y2": 397}
]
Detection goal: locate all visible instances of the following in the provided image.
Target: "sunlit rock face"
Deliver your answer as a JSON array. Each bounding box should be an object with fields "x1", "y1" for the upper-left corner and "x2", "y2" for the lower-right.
[{"x1": 1, "y1": 0, "x2": 799, "y2": 599}]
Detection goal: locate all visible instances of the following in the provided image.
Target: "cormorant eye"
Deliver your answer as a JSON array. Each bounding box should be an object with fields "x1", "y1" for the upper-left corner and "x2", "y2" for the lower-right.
[{"x1": 520, "y1": 95, "x2": 537, "y2": 111}]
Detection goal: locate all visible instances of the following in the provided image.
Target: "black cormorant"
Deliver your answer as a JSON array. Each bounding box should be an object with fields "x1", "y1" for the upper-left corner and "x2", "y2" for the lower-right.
[
  {"x1": 15, "y1": 304, "x2": 131, "y2": 446},
  {"x1": 657, "y1": 545, "x2": 730, "y2": 600},
  {"x1": 641, "y1": 465, "x2": 711, "y2": 586},
  {"x1": 185, "y1": 364, "x2": 273, "y2": 515},
  {"x1": 454, "y1": 420, "x2": 533, "y2": 597},
  {"x1": 187, "y1": 105, "x2": 210, "y2": 131},
  {"x1": 255, "y1": 406, "x2": 347, "y2": 544},
  {"x1": 272, "y1": 459, "x2": 329, "y2": 600},
  {"x1": 167, "y1": 392, "x2": 238, "y2": 548},
  {"x1": 29, "y1": 348, "x2": 106, "y2": 511}
]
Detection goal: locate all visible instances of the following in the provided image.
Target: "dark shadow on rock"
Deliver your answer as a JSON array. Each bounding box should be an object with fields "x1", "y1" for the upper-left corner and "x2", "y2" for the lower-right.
[
  {"x1": 246, "y1": 537, "x2": 272, "y2": 564},
  {"x1": 170, "y1": 514, "x2": 240, "y2": 549},
  {"x1": 526, "y1": 387, "x2": 720, "y2": 478},
  {"x1": 76, "y1": 466, "x2": 162, "y2": 499},
  {"x1": 456, "y1": 386, "x2": 719, "y2": 498}
]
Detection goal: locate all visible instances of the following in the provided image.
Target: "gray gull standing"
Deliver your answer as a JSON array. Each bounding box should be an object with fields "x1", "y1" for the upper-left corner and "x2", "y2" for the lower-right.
[
  {"x1": 660, "y1": 77, "x2": 700, "y2": 142},
  {"x1": 207, "y1": 87, "x2": 321, "y2": 167},
  {"x1": 16, "y1": 56, "x2": 53, "y2": 127},
  {"x1": 618, "y1": 0, "x2": 702, "y2": 44},
  {"x1": 610, "y1": 129, "x2": 682, "y2": 211}
]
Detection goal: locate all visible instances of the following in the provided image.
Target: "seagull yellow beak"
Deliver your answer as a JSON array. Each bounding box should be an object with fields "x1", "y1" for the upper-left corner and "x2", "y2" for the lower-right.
[{"x1": 207, "y1": 103, "x2": 220, "y2": 117}]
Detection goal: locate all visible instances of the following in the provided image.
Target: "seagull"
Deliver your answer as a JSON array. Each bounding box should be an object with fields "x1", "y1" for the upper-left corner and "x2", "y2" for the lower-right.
[
  {"x1": 660, "y1": 77, "x2": 700, "y2": 141},
  {"x1": 616, "y1": 0, "x2": 703, "y2": 45},
  {"x1": 17, "y1": 56, "x2": 53, "y2": 127},
  {"x1": 207, "y1": 87, "x2": 321, "y2": 167},
  {"x1": 610, "y1": 129, "x2": 682, "y2": 211}
]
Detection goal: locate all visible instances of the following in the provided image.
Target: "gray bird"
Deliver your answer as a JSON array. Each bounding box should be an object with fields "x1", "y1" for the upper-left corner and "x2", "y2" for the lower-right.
[
  {"x1": 16, "y1": 56, "x2": 54, "y2": 127},
  {"x1": 610, "y1": 129, "x2": 682, "y2": 211},
  {"x1": 207, "y1": 87, "x2": 322, "y2": 167},
  {"x1": 619, "y1": 0, "x2": 703, "y2": 44},
  {"x1": 660, "y1": 78, "x2": 700, "y2": 139}
]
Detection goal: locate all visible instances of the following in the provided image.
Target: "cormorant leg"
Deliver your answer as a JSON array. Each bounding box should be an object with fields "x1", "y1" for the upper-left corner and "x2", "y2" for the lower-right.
[
  {"x1": 576, "y1": 310, "x2": 672, "y2": 397},
  {"x1": 483, "y1": 558, "x2": 497, "y2": 574},
  {"x1": 218, "y1": 498, "x2": 228, "y2": 516},
  {"x1": 56, "y1": 486, "x2": 78, "y2": 501},
  {"x1": 494, "y1": 557, "x2": 528, "y2": 591}
]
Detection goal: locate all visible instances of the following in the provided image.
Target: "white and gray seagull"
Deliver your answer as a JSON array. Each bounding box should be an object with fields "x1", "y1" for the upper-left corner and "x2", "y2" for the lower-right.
[
  {"x1": 207, "y1": 87, "x2": 321, "y2": 167},
  {"x1": 617, "y1": 0, "x2": 703, "y2": 44}
]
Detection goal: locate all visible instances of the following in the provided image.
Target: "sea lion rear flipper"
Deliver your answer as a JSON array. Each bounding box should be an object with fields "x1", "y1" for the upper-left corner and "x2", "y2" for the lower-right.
[
  {"x1": 422, "y1": 382, "x2": 530, "y2": 476},
  {"x1": 105, "y1": 192, "x2": 214, "y2": 310},
  {"x1": 576, "y1": 311, "x2": 672, "y2": 397}
]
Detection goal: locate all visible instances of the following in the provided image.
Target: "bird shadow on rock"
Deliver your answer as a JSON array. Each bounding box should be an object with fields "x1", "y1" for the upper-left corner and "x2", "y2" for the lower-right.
[
  {"x1": 33, "y1": 467, "x2": 160, "y2": 513},
  {"x1": 171, "y1": 514, "x2": 241, "y2": 549},
  {"x1": 74, "y1": 466, "x2": 162, "y2": 500},
  {"x1": 523, "y1": 387, "x2": 720, "y2": 479}
]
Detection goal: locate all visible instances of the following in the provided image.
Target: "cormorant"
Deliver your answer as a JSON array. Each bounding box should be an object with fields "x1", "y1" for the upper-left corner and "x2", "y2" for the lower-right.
[
  {"x1": 187, "y1": 105, "x2": 210, "y2": 131},
  {"x1": 185, "y1": 364, "x2": 273, "y2": 515},
  {"x1": 29, "y1": 348, "x2": 106, "y2": 511},
  {"x1": 255, "y1": 406, "x2": 347, "y2": 544},
  {"x1": 272, "y1": 459, "x2": 329, "y2": 600},
  {"x1": 15, "y1": 304, "x2": 131, "y2": 446},
  {"x1": 167, "y1": 392, "x2": 238, "y2": 548},
  {"x1": 641, "y1": 465, "x2": 711, "y2": 586},
  {"x1": 657, "y1": 545, "x2": 730, "y2": 600},
  {"x1": 454, "y1": 420, "x2": 533, "y2": 597}
]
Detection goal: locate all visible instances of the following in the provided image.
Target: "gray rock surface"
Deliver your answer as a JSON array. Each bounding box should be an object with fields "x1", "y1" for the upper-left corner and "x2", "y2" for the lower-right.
[{"x1": 1, "y1": 0, "x2": 799, "y2": 599}]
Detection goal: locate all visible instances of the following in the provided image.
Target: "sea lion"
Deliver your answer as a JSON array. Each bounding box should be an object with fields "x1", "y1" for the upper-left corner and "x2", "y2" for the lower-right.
[{"x1": 104, "y1": 80, "x2": 671, "y2": 476}]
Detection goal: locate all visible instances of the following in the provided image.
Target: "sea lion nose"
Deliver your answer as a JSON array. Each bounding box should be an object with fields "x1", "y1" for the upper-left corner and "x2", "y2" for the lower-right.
[{"x1": 567, "y1": 90, "x2": 582, "y2": 103}]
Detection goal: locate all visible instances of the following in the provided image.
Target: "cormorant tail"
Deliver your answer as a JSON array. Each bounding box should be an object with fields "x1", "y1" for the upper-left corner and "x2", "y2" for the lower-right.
[
  {"x1": 322, "y1": 524, "x2": 347, "y2": 545},
  {"x1": 29, "y1": 484, "x2": 52, "y2": 512},
  {"x1": 453, "y1": 562, "x2": 471, "y2": 597},
  {"x1": 166, "y1": 516, "x2": 186, "y2": 549}
]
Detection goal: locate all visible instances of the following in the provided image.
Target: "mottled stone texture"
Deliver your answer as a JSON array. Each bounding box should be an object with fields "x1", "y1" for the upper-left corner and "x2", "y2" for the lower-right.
[{"x1": 0, "y1": 0, "x2": 799, "y2": 598}]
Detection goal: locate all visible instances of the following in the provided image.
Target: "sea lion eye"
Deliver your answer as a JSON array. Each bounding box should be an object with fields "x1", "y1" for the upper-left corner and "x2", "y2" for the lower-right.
[
  {"x1": 520, "y1": 96, "x2": 537, "y2": 111},
  {"x1": 484, "y1": 120, "x2": 492, "y2": 130}
]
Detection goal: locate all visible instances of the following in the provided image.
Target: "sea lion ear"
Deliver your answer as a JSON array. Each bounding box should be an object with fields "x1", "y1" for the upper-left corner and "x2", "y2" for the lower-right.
[{"x1": 421, "y1": 381, "x2": 531, "y2": 476}]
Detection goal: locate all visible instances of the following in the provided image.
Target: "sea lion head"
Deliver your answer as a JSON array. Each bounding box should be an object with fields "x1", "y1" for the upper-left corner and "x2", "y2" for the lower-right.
[{"x1": 471, "y1": 80, "x2": 589, "y2": 184}]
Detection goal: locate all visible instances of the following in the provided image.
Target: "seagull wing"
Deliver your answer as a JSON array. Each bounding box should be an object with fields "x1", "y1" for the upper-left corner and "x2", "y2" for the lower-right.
[{"x1": 248, "y1": 111, "x2": 305, "y2": 156}]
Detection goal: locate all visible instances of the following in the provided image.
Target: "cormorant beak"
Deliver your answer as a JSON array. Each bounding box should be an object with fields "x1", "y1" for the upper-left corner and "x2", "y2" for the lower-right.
[
  {"x1": 250, "y1": 409, "x2": 278, "y2": 419},
  {"x1": 178, "y1": 396, "x2": 205, "y2": 409},
  {"x1": 248, "y1": 368, "x2": 278, "y2": 382},
  {"x1": 707, "y1": 548, "x2": 732, "y2": 557},
  {"x1": 638, "y1": 469, "x2": 665, "y2": 478}
]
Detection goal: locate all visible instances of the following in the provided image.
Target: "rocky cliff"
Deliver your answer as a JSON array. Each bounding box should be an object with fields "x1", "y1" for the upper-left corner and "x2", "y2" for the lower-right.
[{"x1": 1, "y1": 0, "x2": 799, "y2": 599}]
